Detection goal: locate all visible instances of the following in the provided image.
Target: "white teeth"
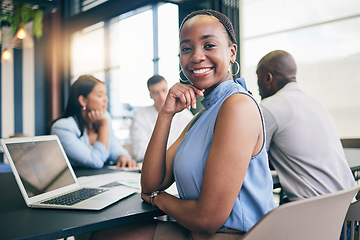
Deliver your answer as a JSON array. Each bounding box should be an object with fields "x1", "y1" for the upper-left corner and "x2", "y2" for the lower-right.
[{"x1": 193, "y1": 68, "x2": 210, "y2": 74}]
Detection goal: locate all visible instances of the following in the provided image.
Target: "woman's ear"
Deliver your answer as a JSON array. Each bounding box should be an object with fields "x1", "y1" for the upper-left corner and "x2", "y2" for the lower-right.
[
  {"x1": 230, "y1": 43, "x2": 237, "y2": 62},
  {"x1": 78, "y1": 95, "x2": 87, "y2": 108}
]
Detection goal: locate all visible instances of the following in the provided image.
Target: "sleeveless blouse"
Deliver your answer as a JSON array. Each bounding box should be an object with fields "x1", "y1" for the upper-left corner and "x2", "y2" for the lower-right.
[{"x1": 173, "y1": 79, "x2": 276, "y2": 232}]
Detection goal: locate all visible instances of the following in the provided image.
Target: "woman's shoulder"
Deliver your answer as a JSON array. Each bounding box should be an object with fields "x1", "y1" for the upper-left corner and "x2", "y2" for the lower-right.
[
  {"x1": 51, "y1": 116, "x2": 82, "y2": 137},
  {"x1": 224, "y1": 92, "x2": 256, "y2": 107},
  {"x1": 52, "y1": 116, "x2": 77, "y2": 128},
  {"x1": 220, "y1": 93, "x2": 260, "y2": 122}
]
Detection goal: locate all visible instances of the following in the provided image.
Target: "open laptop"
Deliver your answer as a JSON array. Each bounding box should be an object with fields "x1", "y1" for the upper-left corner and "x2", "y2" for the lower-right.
[{"x1": 1, "y1": 135, "x2": 136, "y2": 210}]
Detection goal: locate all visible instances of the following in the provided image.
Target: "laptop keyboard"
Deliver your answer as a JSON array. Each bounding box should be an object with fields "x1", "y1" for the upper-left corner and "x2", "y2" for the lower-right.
[{"x1": 41, "y1": 188, "x2": 108, "y2": 206}]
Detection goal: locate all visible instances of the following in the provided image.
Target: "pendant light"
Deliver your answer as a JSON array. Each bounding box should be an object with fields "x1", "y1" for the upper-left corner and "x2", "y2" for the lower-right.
[{"x1": 1, "y1": 48, "x2": 12, "y2": 62}]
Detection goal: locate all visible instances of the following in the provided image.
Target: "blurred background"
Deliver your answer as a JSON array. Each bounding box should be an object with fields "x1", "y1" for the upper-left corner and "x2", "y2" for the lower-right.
[{"x1": 0, "y1": 0, "x2": 359, "y2": 144}]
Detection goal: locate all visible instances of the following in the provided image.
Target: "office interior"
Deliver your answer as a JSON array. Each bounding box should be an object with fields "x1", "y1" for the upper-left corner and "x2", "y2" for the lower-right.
[
  {"x1": 0, "y1": 0, "x2": 359, "y2": 143},
  {"x1": 0, "y1": 0, "x2": 360, "y2": 239},
  {"x1": 1, "y1": 0, "x2": 360, "y2": 193}
]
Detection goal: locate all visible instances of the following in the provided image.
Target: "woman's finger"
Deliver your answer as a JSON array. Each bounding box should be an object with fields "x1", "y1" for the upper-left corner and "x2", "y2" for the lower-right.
[
  {"x1": 128, "y1": 160, "x2": 138, "y2": 168},
  {"x1": 193, "y1": 87, "x2": 204, "y2": 98},
  {"x1": 164, "y1": 83, "x2": 204, "y2": 113},
  {"x1": 187, "y1": 87, "x2": 198, "y2": 109},
  {"x1": 182, "y1": 89, "x2": 193, "y2": 110},
  {"x1": 172, "y1": 84, "x2": 196, "y2": 105}
]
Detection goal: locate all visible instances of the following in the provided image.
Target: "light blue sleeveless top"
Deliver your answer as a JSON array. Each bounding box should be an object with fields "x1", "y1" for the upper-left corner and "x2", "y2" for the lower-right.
[{"x1": 173, "y1": 79, "x2": 276, "y2": 232}]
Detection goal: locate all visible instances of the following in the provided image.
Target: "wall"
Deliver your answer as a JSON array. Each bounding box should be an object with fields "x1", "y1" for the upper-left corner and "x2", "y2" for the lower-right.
[{"x1": 0, "y1": 24, "x2": 47, "y2": 138}]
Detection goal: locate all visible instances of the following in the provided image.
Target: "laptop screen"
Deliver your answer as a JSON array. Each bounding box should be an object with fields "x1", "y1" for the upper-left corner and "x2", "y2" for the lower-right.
[{"x1": 5, "y1": 140, "x2": 76, "y2": 198}]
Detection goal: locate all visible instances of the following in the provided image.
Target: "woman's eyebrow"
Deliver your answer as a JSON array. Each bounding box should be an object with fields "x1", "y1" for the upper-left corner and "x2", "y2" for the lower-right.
[
  {"x1": 202, "y1": 34, "x2": 217, "y2": 40},
  {"x1": 180, "y1": 39, "x2": 190, "y2": 45},
  {"x1": 180, "y1": 34, "x2": 218, "y2": 45}
]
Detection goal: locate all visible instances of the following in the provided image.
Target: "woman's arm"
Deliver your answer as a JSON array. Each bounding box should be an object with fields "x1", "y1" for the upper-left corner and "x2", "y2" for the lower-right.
[
  {"x1": 141, "y1": 83, "x2": 203, "y2": 193},
  {"x1": 143, "y1": 94, "x2": 264, "y2": 233},
  {"x1": 51, "y1": 118, "x2": 110, "y2": 168},
  {"x1": 86, "y1": 109, "x2": 110, "y2": 149}
]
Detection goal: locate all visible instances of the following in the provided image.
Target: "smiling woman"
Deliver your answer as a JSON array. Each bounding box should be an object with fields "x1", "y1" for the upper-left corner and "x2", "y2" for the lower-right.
[
  {"x1": 90, "y1": 9, "x2": 276, "y2": 240},
  {"x1": 178, "y1": 11, "x2": 237, "y2": 92}
]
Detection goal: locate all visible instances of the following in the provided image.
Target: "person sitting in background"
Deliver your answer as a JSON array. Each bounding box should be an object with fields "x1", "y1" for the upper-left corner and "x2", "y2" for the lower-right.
[
  {"x1": 130, "y1": 74, "x2": 193, "y2": 162},
  {"x1": 256, "y1": 50, "x2": 355, "y2": 203},
  {"x1": 91, "y1": 9, "x2": 275, "y2": 239},
  {"x1": 51, "y1": 75, "x2": 137, "y2": 169}
]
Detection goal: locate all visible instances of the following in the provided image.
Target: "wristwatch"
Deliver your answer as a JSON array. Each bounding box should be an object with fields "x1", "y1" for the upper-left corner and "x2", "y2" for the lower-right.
[{"x1": 150, "y1": 191, "x2": 160, "y2": 206}]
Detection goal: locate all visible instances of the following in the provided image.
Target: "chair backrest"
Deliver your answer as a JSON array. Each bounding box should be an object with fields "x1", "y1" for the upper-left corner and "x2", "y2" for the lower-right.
[
  {"x1": 240, "y1": 185, "x2": 360, "y2": 240},
  {"x1": 343, "y1": 199, "x2": 360, "y2": 240}
]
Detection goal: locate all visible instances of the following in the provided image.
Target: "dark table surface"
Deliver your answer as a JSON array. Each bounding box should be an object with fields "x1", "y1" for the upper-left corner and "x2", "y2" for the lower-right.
[
  {"x1": 0, "y1": 169, "x2": 163, "y2": 240},
  {"x1": 3, "y1": 151, "x2": 357, "y2": 240}
]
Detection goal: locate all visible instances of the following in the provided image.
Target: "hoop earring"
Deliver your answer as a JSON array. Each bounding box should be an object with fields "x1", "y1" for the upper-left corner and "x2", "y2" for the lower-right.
[
  {"x1": 232, "y1": 61, "x2": 240, "y2": 76},
  {"x1": 179, "y1": 69, "x2": 191, "y2": 83},
  {"x1": 83, "y1": 106, "x2": 86, "y2": 111}
]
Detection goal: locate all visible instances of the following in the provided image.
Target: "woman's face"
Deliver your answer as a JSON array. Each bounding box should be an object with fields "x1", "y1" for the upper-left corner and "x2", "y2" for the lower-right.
[
  {"x1": 84, "y1": 82, "x2": 109, "y2": 112},
  {"x1": 179, "y1": 15, "x2": 236, "y2": 92}
]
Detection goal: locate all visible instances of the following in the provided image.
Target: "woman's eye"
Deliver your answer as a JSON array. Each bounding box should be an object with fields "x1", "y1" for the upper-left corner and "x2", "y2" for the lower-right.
[
  {"x1": 181, "y1": 47, "x2": 191, "y2": 53},
  {"x1": 205, "y1": 43, "x2": 216, "y2": 49}
]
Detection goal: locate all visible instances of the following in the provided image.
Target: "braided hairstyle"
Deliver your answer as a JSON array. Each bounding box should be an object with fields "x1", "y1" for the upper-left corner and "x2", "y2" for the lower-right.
[{"x1": 179, "y1": 9, "x2": 237, "y2": 45}]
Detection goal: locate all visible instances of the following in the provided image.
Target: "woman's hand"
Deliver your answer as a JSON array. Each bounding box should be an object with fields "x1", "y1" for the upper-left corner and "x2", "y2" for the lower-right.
[
  {"x1": 141, "y1": 192, "x2": 151, "y2": 204},
  {"x1": 141, "y1": 191, "x2": 163, "y2": 206},
  {"x1": 116, "y1": 155, "x2": 138, "y2": 168},
  {"x1": 86, "y1": 109, "x2": 108, "y2": 126},
  {"x1": 162, "y1": 83, "x2": 204, "y2": 116}
]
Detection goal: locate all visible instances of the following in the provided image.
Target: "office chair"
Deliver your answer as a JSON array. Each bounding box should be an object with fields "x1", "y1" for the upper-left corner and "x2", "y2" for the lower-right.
[{"x1": 239, "y1": 185, "x2": 360, "y2": 240}]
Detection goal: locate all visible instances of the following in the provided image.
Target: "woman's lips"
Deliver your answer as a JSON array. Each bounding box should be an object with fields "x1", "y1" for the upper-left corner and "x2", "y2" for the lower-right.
[{"x1": 190, "y1": 67, "x2": 213, "y2": 77}]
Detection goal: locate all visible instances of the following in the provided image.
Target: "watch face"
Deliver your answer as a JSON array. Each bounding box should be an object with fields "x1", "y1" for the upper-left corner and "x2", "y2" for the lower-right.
[{"x1": 151, "y1": 191, "x2": 159, "y2": 197}]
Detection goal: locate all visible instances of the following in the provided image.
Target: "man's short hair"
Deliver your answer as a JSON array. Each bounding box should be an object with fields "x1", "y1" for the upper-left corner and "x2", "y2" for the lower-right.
[{"x1": 147, "y1": 75, "x2": 166, "y2": 89}]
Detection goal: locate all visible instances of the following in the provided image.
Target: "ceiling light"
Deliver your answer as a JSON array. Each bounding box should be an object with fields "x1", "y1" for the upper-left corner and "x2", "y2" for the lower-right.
[
  {"x1": 11, "y1": 27, "x2": 33, "y2": 49},
  {"x1": 1, "y1": 48, "x2": 12, "y2": 62}
]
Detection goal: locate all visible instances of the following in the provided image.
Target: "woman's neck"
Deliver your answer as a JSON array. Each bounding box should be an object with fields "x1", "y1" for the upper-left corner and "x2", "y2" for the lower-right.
[{"x1": 204, "y1": 75, "x2": 233, "y2": 96}]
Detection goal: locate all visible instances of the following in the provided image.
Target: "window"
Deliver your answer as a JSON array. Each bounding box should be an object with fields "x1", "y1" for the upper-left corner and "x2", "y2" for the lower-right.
[
  {"x1": 109, "y1": 7, "x2": 154, "y2": 109},
  {"x1": 241, "y1": 0, "x2": 360, "y2": 138},
  {"x1": 157, "y1": 3, "x2": 180, "y2": 88},
  {"x1": 70, "y1": 22, "x2": 105, "y2": 82},
  {"x1": 70, "y1": 3, "x2": 179, "y2": 143},
  {"x1": 67, "y1": 0, "x2": 109, "y2": 16}
]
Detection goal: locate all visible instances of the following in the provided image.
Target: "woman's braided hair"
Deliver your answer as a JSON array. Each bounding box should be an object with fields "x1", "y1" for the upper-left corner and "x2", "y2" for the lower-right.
[{"x1": 179, "y1": 9, "x2": 237, "y2": 45}]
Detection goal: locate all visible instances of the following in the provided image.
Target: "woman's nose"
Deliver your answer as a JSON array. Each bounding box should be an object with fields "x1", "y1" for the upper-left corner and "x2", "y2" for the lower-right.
[{"x1": 191, "y1": 48, "x2": 206, "y2": 63}]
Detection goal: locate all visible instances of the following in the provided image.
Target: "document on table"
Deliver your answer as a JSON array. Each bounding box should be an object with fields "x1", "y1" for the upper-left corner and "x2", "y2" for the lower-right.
[
  {"x1": 78, "y1": 171, "x2": 142, "y2": 192},
  {"x1": 106, "y1": 165, "x2": 142, "y2": 172},
  {"x1": 77, "y1": 171, "x2": 178, "y2": 195}
]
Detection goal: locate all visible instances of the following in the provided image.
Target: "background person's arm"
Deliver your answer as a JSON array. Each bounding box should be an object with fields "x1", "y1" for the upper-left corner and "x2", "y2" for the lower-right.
[
  {"x1": 130, "y1": 109, "x2": 154, "y2": 161},
  {"x1": 51, "y1": 118, "x2": 110, "y2": 169}
]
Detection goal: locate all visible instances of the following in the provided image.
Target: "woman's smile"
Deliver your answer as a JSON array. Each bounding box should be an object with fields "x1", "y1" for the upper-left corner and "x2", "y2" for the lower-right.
[
  {"x1": 180, "y1": 14, "x2": 237, "y2": 91},
  {"x1": 190, "y1": 67, "x2": 213, "y2": 78}
]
